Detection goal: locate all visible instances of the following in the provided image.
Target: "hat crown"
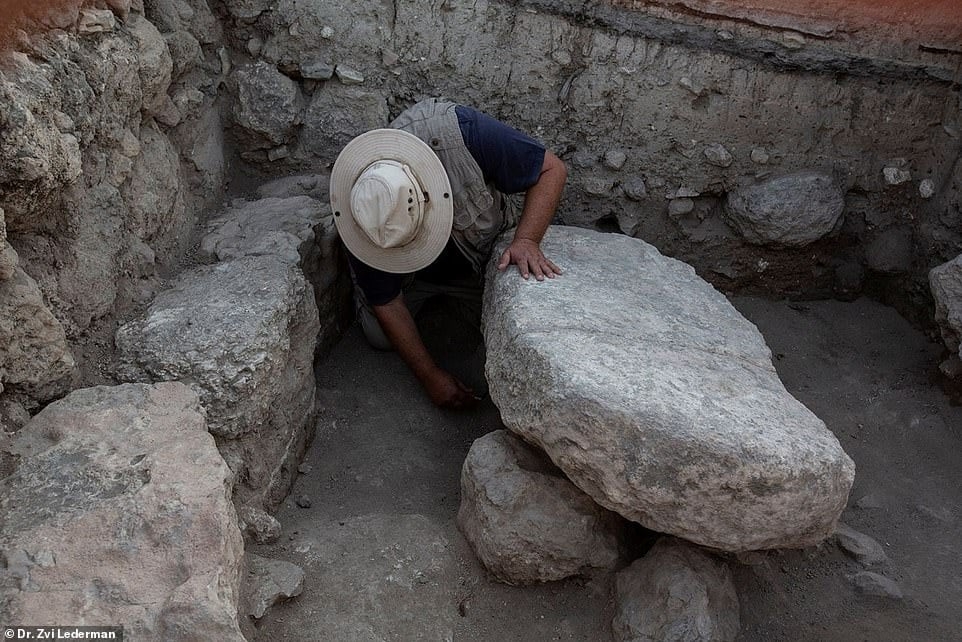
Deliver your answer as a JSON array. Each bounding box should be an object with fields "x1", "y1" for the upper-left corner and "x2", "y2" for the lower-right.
[{"x1": 350, "y1": 161, "x2": 424, "y2": 249}]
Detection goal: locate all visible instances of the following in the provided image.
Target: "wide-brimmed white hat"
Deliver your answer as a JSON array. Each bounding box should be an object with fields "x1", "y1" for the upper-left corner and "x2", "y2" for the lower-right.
[{"x1": 330, "y1": 128, "x2": 453, "y2": 274}]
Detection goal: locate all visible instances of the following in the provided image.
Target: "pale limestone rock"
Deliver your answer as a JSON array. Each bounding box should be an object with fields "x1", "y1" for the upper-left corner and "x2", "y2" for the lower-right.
[
  {"x1": 300, "y1": 85, "x2": 388, "y2": 162},
  {"x1": 0, "y1": 266, "x2": 75, "y2": 392},
  {"x1": 483, "y1": 226, "x2": 855, "y2": 551},
  {"x1": 115, "y1": 256, "x2": 319, "y2": 510},
  {"x1": 929, "y1": 254, "x2": 962, "y2": 355},
  {"x1": 0, "y1": 383, "x2": 245, "y2": 640},
  {"x1": 127, "y1": 14, "x2": 173, "y2": 115},
  {"x1": 232, "y1": 61, "x2": 304, "y2": 146},
  {"x1": 77, "y1": 9, "x2": 117, "y2": 33},
  {"x1": 457, "y1": 430, "x2": 627, "y2": 585},
  {"x1": 613, "y1": 538, "x2": 740, "y2": 642}
]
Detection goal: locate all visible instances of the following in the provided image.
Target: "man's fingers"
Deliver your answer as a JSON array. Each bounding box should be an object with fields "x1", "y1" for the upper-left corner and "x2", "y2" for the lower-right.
[
  {"x1": 547, "y1": 259, "x2": 563, "y2": 275},
  {"x1": 497, "y1": 249, "x2": 511, "y2": 271},
  {"x1": 531, "y1": 260, "x2": 545, "y2": 281}
]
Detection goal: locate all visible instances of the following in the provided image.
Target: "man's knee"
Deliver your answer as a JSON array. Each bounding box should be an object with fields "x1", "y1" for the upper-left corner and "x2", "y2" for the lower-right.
[{"x1": 358, "y1": 306, "x2": 394, "y2": 351}]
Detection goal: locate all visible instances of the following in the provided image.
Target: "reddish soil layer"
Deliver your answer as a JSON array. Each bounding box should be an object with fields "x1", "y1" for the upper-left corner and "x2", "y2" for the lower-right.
[{"x1": 616, "y1": 0, "x2": 962, "y2": 45}]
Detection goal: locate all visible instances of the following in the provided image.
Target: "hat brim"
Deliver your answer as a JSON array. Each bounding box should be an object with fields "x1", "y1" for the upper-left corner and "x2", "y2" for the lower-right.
[{"x1": 331, "y1": 129, "x2": 453, "y2": 274}]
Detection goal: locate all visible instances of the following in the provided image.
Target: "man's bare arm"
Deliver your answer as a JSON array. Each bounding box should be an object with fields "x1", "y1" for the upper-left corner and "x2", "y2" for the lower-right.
[
  {"x1": 372, "y1": 295, "x2": 478, "y2": 409},
  {"x1": 497, "y1": 150, "x2": 568, "y2": 280}
]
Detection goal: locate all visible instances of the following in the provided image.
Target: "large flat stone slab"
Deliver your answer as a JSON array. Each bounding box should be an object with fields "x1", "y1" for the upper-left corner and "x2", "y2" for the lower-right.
[
  {"x1": 0, "y1": 383, "x2": 244, "y2": 640},
  {"x1": 483, "y1": 225, "x2": 855, "y2": 551},
  {"x1": 116, "y1": 255, "x2": 319, "y2": 510}
]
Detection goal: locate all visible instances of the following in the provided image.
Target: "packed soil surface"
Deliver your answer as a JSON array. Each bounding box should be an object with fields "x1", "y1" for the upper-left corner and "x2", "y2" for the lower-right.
[{"x1": 251, "y1": 295, "x2": 962, "y2": 641}]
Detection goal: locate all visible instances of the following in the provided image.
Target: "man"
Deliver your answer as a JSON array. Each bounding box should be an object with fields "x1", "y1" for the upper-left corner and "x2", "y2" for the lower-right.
[{"x1": 330, "y1": 98, "x2": 566, "y2": 409}]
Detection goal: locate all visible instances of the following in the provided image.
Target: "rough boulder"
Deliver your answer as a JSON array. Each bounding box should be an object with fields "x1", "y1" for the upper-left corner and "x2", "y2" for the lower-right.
[
  {"x1": 115, "y1": 255, "x2": 319, "y2": 511},
  {"x1": 0, "y1": 383, "x2": 244, "y2": 640},
  {"x1": 458, "y1": 430, "x2": 627, "y2": 585},
  {"x1": 483, "y1": 225, "x2": 855, "y2": 551}
]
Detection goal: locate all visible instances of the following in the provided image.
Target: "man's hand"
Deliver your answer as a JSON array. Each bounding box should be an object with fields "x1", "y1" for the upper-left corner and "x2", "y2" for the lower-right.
[
  {"x1": 423, "y1": 367, "x2": 479, "y2": 410},
  {"x1": 497, "y1": 238, "x2": 562, "y2": 281}
]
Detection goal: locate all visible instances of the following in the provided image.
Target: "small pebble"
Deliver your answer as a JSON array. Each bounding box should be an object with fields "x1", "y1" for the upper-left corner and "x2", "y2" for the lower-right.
[
  {"x1": 295, "y1": 495, "x2": 312, "y2": 509},
  {"x1": 297, "y1": 463, "x2": 313, "y2": 475}
]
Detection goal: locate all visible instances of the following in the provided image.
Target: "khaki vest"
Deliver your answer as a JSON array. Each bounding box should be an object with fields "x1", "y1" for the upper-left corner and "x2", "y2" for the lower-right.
[{"x1": 390, "y1": 99, "x2": 520, "y2": 274}]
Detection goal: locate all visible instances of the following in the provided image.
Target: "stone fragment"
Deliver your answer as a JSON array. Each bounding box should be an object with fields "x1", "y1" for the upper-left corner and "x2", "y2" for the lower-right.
[
  {"x1": 77, "y1": 9, "x2": 116, "y2": 33},
  {"x1": 940, "y1": 355, "x2": 962, "y2": 379},
  {"x1": 883, "y1": 165, "x2": 911, "y2": 186},
  {"x1": 483, "y1": 226, "x2": 855, "y2": 551},
  {"x1": 0, "y1": 266, "x2": 75, "y2": 391},
  {"x1": 672, "y1": 186, "x2": 701, "y2": 199},
  {"x1": 301, "y1": 60, "x2": 335, "y2": 80},
  {"x1": 569, "y1": 151, "x2": 596, "y2": 169},
  {"x1": 320, "y1": 26, "x2": 334, "y2": 38},
  {"x1": 835, "y1": 523, "x2": 888, "y2": 566},
  {"x1": 115, "y1": 256, "x2": 319, "y2": 509},
  {"x1": 750, "y1": 147, "x2": 770, "y2": 164},
  {"x1": 381, "y1": 48, "x2": 400, "y2": 66},
  {"x1": 679, "y1": 76, "x2": 705, "y2": 96},
  {"x1": 724, "y1": 171, "x2": 844, "y2": 246},
  {"x1": 782, "y1": 32, "x2": 806, "y2": 49},
  {"x1": 668, "y1": 198, "x2": 695, "y2": 217},
  {"x1": 335, "y1": 65, "x2": 365, "y2": 84},
  {"x1": 301, "y1": 85, "x2": 388, "y2": 162},
  {"x1": 604, "y1": 150, "x2": 628, "y2": 170},
  {"x1": 199, "y1": 196, "x2": 340, "y2": 297},
  {"x1": 0, "y1": 208, "x2": 14, "y2": 281},
  {"x1": 164, "y1": 30, "x2": 202, "y2": 79},
  {"x1": 457, "y1": 430, "x2": 627, "y2": 585},
  {"x1": 704, "y1": 143, "x2": 733, "y2": 167},
  {"x1": 919, "y1": 178, "x2": 936, "y2": 199},
  {"x1": 247, "y1": 37, "x2": 264, "y2": 57},
  {"x1": 268, "y1": 145, "x2": 290, "y2": 161},
  {"x1": 232, "y1": 61, "x2": 304, "y2": 145},
  {"x1": 104, "y1": 0, "x2": 131, "y2": 20},
  {"x1": 929, "y1": 254, "x2": 962, "y2": 355},
  {"x1": 847, "y1": 571, "x2": 903, "y2": 599},
  {"x1": 289, "y1": 514, "x2": 457, "y2": 640},
  {"x1": 128, "y1": 14, "x2": 173, "y2": 115},
  {"x1": 245, "y1": 554, "x2": 305, "y2": 619},
  {"x1": 226, "y1": 0, "x2": 272, "y2": 19},
  {"x1": 0, "y1": 383, "x2": 245, "y2": 640},
  {"x1": 295, "y1": 494, "x2": 312, "y2": 508},
  {"x1": 622, "y1": 177, "x2": 647, "y2": 201},
  {"x1": 613, "y1": 538, "x2": 740, "y2": 642},
  {"x1": 120, "y1": 121, "x2": 188, "y2": 255},
  {"x1": 584, "y1": 178, "x2": 613, "y2": 195},
  {"x1": 238, "y1": 505, "x2": 282, "y2": 544}
]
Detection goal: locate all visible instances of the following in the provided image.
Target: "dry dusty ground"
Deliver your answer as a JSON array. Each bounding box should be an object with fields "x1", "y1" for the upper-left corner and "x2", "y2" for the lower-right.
[{"x1": 251, "y1": 295, "x2": 962, "y2": 641}]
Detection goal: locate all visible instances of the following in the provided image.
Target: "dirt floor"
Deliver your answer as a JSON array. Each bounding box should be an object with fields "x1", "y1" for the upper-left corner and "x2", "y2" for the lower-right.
[{"x1": 250, "y1": 294, "x2": 962, "y2": 642}]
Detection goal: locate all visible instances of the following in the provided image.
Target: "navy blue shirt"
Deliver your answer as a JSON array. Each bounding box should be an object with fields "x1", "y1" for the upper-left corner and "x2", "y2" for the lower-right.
[{"x1": 348, "y1": 105, "x2": 546, "y2": 306}]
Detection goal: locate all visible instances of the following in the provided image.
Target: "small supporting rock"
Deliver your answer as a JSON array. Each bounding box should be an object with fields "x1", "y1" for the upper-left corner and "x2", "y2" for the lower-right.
[
  {"x1": 613, "y1": 538, "x2": 740, "y2": 642},
  {"x1": 457, "y1": 430, "x2": 627, "y2": 585}
]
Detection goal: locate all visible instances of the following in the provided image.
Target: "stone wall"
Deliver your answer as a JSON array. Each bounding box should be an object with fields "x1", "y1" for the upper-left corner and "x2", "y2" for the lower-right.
[
  {"x1": 0, "y1": 0, "x2": 227, "y2": 416},
  {"x1": 218, "y1": 0, "x2": 962, "y2": 324}
]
